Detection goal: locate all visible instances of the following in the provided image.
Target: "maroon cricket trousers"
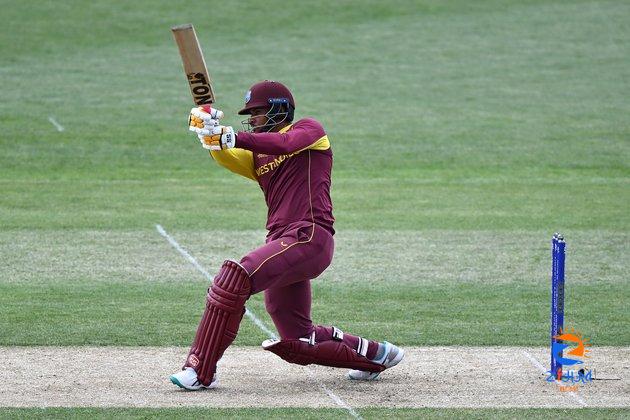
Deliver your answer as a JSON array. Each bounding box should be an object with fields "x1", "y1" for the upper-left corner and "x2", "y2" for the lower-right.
[{"x1": 238, "y1": 220, "x2": 378, "y2": 358}]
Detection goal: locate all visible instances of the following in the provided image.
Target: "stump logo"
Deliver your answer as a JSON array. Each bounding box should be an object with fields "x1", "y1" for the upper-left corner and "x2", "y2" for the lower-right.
[
  {"x1": 552, "y1": 328, "x2": 591, "y2": 366},
  {"x1": 547, "y1": 328, "x2": 593, "y2": 391}
]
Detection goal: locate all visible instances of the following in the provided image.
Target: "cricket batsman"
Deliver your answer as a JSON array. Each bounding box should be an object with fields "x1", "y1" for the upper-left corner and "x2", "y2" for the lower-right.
[{"x1": 170, "y1": 80, "x2": 404, "y2": 390}]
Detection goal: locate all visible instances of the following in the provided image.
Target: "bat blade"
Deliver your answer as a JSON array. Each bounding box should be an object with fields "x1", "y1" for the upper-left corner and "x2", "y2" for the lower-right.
[{"x1": 171, "y1": 23, "x2": 215, "y2": 105}]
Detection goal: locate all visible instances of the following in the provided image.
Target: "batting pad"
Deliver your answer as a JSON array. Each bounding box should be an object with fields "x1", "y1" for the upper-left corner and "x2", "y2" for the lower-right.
[
  {"x1": 185, "y1": 260, "x2": 251, "y2": 386},
  {"x1": 262, "y1": 338, "x2": 386, "y2": 373}
]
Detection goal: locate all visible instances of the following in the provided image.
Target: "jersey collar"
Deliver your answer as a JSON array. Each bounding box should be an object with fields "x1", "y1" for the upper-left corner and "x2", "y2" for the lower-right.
[{"x1": 278, "y1": 124, "x2": 293, "y2": 134}]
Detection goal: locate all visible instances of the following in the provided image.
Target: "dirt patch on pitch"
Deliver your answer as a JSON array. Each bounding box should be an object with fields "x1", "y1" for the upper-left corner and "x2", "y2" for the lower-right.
[{"x1": 0, "y1": 346, "x2": 627, "y2": 408}]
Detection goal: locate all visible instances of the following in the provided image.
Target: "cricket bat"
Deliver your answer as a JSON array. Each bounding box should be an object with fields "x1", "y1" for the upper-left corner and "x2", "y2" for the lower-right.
[{"x1": 171, "y1": 23, "x2": 215, "y2": 105}]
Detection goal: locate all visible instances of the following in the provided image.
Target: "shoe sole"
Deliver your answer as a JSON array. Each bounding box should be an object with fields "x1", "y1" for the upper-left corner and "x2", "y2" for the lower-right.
[{"x1": 170, "y1": 375, "x2": 217, "y2": 391}]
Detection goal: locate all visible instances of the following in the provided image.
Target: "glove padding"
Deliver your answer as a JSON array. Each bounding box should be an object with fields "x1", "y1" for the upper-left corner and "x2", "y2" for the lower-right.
[
  {"x1": 189, "y1": 106, "x2": 224, "y2": 135},
  {"x1": 198, "y1": 126, "x2": 236, "y2": 151}
]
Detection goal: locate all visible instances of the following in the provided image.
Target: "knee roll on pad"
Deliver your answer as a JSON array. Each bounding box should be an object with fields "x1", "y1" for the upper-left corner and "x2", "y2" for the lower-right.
[
  {"x1": 185, "y1": 260, "x2": 251, "y2": 385},
  {"x1": 262, "y1": 327, "x2": 385, "y2": 372}
]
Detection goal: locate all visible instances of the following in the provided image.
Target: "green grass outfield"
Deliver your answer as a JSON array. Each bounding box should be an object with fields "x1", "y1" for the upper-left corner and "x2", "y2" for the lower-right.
[
  {"x1": 1, "y1": 408, "x2": 629, "y2": 420},
  {"x1": 1, "y1": 0, "x2": 629, "y2": 417}
]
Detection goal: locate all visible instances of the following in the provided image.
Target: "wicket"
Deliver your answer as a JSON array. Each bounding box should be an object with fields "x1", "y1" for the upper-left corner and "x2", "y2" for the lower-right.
[{"x1": 550, "y1": 233, "x2": 566, "y2": 380}]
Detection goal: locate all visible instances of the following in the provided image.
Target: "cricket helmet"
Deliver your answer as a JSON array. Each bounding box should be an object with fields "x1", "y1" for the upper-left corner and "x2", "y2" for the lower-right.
[{"x1": 238, "y1": 80, "x2": 295, "y2": 116}]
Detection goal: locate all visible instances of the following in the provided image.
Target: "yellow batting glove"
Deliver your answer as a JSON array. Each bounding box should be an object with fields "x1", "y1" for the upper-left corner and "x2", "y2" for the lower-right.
[
  {"x1": 188, "y1": 105, "x2": 224, "y2": 135},
  {"x1": 198, "y1": 126, "x2": 236, "y2": 151}
]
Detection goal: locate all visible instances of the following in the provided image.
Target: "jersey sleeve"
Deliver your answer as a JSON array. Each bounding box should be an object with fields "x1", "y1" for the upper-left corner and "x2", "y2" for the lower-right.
[
  {"x1": 209, "y1": 148, "x2": 257, "y2": 181},
  {"x1": 235, "y1": 118, "x2": 330, "y2": 155}
]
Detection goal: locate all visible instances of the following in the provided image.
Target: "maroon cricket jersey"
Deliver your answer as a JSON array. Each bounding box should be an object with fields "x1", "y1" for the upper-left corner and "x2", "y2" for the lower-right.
[{"x1": 236, "y1": 118, "x2": 335, "y2": 237}]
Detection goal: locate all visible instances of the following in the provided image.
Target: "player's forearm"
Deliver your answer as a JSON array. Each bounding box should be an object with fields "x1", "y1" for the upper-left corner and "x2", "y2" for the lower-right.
[
  {"x1": 236, "y1": 132, "x2": 290, "y2": 154},
  {"x1": 236, "y1": 124, "x2": 325, "y2": 155}
]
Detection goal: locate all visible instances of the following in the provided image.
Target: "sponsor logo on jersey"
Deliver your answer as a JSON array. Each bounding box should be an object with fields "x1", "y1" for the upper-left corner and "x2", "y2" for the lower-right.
[{"x1": 255, "y1": 151, "x2": 300, "y2": 176}]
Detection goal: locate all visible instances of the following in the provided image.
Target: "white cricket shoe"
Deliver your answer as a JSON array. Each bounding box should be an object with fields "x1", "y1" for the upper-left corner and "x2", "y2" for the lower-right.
[
  {"x1": 347, "y1": 341, "x2": 405, "y2": 381},
  {"x1": 169, "y1": 367, "x2": 218, "y2": 390}
]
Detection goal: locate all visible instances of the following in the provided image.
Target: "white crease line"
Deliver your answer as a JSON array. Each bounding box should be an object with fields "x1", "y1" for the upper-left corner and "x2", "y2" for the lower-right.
[
  {"x1": 243, "y1": 307, "x2": 278, "y2": 340},
  {"x1": 156, "y1": 224, "x2": 276, "y2": 339},
  {"x1": 47, "y1": 116, "x2": 64, "y2": 132},
  {"x1": 522, "y1": 350, "x2": 587, "y2": 407},
  {"x1": 156, "y1": 224, "x2": 212, "y2": 279},
  {"x1": 155, "y1": 223, "x2": 362, "y2": 419},
  {"x1": 306, "y1": 367, "x2": 362, "y2": 419}
]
